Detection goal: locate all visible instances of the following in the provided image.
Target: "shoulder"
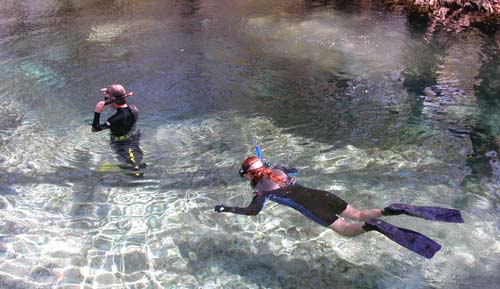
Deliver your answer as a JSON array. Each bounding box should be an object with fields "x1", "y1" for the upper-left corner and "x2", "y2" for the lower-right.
[
  {"x1": 128, "y1": 104, "x2": 139, "y2": 119},
  {"x1": 106, "y1": 110, "x2": 122, "y2": 122},
  {"x1": 271, "y1": 168, "x2": 287, "y2": 178},
  {"x1": 128, "y1": 104, "x2": 139, "y2": 112},
  {"x1": 255, "y1": 176, "x2": 280, "y2": 192}
]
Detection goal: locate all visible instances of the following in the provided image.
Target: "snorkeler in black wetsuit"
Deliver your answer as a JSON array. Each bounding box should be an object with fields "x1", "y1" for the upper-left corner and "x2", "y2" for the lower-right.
[
  {"x1": 215, "y1": 156, "x2": 464, "y2": 259},
  {"x1": 92, "y1": 84, "x2": 144, "y2": 177},
  {"x1": 217, "y1": 168, "x2": 348, "y2": 227}
]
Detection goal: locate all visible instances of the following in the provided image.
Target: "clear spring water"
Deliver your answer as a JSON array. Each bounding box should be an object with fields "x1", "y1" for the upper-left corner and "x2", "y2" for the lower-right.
[{"x1": 0, "y1": 0, "x2": 499, "y2": 288}]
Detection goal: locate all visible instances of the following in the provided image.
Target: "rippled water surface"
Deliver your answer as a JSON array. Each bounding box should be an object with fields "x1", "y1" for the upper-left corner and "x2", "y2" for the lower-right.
[{"x1": 1, "y1": 0, "x2": 499, "y2": 288}]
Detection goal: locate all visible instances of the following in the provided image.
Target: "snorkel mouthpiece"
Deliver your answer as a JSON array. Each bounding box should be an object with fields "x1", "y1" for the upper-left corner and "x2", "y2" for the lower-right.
[
  {"x1": 101, "y1": 85, "x2": 133, "y2": 105},
  {"x1": 104, "y1": 94, "x2": 126, "y2": 105},
  {"x1": 102, "y1": 90, "x2": 134, "y2": 105},
  {"x1": 238, "y1": 168, "x2": 246, "y2": 178}
]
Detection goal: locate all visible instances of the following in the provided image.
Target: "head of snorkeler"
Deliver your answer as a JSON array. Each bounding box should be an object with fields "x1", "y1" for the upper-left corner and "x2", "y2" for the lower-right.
[
  {"x1": 101, "y1": 84, "x2": 130, "y2": 108},
  {"x1": 239, "y1": 156, "x2": 288, "y2": 187}
]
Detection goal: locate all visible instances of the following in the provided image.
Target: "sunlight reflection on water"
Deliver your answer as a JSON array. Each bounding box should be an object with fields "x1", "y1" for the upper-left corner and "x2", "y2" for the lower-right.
[{"x1": 0, "y1": 0, "x2": 499, "y2": 288}]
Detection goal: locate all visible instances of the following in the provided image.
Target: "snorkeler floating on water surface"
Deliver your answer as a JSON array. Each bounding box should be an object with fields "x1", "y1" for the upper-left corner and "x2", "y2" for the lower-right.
[
  {"x1": 215, "y1": 155, "x2": 463, "y2": 259},
  {"x1": 92, "y1": 84, "x2": 145, "y2": 178}
]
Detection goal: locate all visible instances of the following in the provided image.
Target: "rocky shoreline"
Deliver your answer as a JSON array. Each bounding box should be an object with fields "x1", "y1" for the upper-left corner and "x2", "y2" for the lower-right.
[{"x1": 387, "y1": 0, "x2": 500, "y2": 14}]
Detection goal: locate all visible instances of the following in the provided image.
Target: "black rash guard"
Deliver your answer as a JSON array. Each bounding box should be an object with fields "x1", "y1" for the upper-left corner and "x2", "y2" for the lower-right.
[
  {"x1": 92, "y1": 105, "x2": 138, "y2": 137},
  {"x1": 218, "y1": 169, "x2": 348, "y2": 227}
]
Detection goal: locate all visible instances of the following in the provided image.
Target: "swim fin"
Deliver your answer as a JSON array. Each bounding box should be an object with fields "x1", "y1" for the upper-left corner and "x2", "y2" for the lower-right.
[
  {"x1": 96, "y1": 163, "x2": 122, "y2": 173},
  {"x1": 383, "y1": 203, "x2": 464, "y2": 223},
  {"x1": 118, "y1": 163, "x2": 147, "y2": 170},
  {"x1": 363, "y1": 219, "x2": 441, "y2": 259},
  {"x1": 96, "y1": 163, "x2": 147, "y2": 173}
]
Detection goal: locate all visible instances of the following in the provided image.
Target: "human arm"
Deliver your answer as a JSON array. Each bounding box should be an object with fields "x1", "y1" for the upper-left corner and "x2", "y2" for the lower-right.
[
  {"x1": 91, "y1": 101, "x2": 110, "y2": 132},
  {"x1": 214, "y1": 194, "x2": 266, "y2": 215}
]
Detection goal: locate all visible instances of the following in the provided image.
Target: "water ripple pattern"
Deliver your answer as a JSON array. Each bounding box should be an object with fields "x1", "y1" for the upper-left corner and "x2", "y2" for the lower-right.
[{"x1": 0, "y1": 1, "x2": 499, "y2": 289}]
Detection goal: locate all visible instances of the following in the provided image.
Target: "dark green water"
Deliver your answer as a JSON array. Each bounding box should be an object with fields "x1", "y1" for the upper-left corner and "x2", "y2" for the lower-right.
[{"x1": 0, "y1": 0, "x2": 499, "y2": 288}]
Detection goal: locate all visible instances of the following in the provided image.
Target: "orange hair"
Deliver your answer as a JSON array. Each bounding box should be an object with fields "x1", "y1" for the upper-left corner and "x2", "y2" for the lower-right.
[{"x1": 241, "y1": 156, "x2": 288, "y2": 187}]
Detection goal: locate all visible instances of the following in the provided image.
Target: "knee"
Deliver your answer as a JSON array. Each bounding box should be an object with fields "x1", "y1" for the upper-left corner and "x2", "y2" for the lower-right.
[
  {"x1": 347, "y1": 209, "x2": 381, "y2": 222},
  {"x1": 348, "y1": 210, "x2": 364, "y2": 222},
  {"x1": 329, "y1": 220, "x2": 359, "y2": 238},
  {"x1": 340, "y1": 205, "x2": 365, "y2": 221}
]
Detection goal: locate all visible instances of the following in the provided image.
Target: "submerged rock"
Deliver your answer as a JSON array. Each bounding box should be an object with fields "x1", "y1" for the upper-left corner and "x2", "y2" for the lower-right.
[
  {"x1": 30, "y1": 265, "x2": 53, "y2": 281},
  {"x1": 0, "y1": 196, "x2": 12, "y2": 209},
  {"x1": 122, "y1": 247, "x2": 149, "y2": 274},
  {"x1": 94, "y1": 272, "x2": 119, "y2": 286},
  {"x1": 58, "y1": 266, "x2": 84, "y2": 284},
  {"x1": 87, "y1": 23, "x2": 129, "y2": 42}
]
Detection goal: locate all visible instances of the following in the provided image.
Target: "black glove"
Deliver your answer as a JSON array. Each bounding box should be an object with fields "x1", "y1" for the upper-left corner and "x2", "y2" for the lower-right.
[{"x1": 214, "y1": 205, "x2": 226, "y2": 212}]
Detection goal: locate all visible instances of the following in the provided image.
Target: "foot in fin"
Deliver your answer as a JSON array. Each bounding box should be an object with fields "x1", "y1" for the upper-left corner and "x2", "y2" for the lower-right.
[
  {"x1": 363, "y1": 219, "x2": 441, "y2": 259},
  {"x1": 382, "y1": 203, "x2": 464, "y2": 223},
  {"x1": 126, "y1": 171, "x2": 144, "y2": 178},
  {"x1": 96, "y1": 163, "x2": 122, "y2": 173},
  {"x1": 118, "y1": 163, "x2": 147, "y2": 170}
]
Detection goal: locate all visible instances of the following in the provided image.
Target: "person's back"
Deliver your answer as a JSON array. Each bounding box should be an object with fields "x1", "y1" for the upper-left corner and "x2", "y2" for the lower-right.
[
  {"x1": 253, "y1": 168, "x2": 288, "y2": 192},
  {"x1": 251, "y1": 166, "x2": 348, "y2": 227},
  {"x1": 106, "y1": 105, "x2": 138, "y2": 138}
]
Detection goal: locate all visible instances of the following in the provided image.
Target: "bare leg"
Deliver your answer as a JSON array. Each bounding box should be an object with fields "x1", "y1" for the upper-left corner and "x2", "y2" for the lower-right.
[
  {"x1": 329, "y1": 205, "x2": 384, "y2": 237},
  {"x1": 340, "y1": 204, "x2": 383, "y2": 222},
  {"x1": 329, "y1": 218, "x2": 365, "y2": 237}
]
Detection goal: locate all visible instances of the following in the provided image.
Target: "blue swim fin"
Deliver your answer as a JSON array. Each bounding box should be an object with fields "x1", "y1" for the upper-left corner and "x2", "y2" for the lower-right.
[
  {"x1": 364, "y1": 219, "x2": 441, "y2": 259},
  {"x1": 383, "y1": 203, "x2": 464, "y2": 223}
]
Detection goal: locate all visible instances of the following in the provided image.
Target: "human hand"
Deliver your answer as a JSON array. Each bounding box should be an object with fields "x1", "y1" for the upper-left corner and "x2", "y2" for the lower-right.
[
  {"x1": 214, "y1": 205, "x2": 225, "y2": 212},
  {"x1": 95, "y1": 101, "x2": 106, "y2": 113}
]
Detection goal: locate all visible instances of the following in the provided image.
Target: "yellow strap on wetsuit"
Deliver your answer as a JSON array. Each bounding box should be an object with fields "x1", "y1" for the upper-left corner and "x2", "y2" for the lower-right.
[
  {"x1": 113, "y1": 134, "x2": 129, "y2": 141},
  {"x1": 128, "y1": 147, "x2": 137, "y2": 165},
  {"x1": 128, "y1": 147, "x2": 141, "y2": 177}
]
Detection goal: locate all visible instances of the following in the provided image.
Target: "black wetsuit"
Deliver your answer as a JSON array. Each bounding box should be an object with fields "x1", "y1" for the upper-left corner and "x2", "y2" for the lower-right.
[
  {"x1": 92, "y1": 105, "x2": 143, "y2": 175},
  {"x1": 217, "y1": 169, "x2": 348, "y2": 227}
]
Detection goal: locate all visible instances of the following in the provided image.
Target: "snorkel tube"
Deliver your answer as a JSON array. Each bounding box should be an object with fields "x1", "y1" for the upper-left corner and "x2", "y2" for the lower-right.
[
  {"x1": 253, "y1": 140, "x2": 299, "y2": 177},
  {"x1": 101, "y1": 88, "x2": 134, "y2": 105},
  {"x1": 252, "y1": 140, "x2": 262, "y2": 159},
  {"x1": 255, "y1": 144, "x2": 262, "y2": 159}
]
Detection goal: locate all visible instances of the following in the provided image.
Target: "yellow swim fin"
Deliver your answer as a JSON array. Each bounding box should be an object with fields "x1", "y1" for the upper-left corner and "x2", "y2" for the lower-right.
[{"x1": 96, "y1": 163, "x2": 122, "y2": 173}]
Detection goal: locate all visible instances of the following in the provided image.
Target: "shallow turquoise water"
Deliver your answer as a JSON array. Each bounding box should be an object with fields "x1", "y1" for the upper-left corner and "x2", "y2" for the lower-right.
[{"x1": 0, "y1": 0, "x2": 499, "y2": 288}]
